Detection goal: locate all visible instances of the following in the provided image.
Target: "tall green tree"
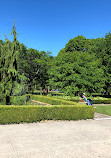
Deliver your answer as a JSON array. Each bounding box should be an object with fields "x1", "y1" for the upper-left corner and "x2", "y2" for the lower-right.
[
  {"x1": 0, "y1": 24, "x2": 26, "y2": 104},
  {"x1": 18, "y1": 48, "x2": 51, "y2": 91},
  {"x1": 49, "y1": 36, "x2": 105, "y2": 95},
  {"x1": 104, "y1": 32, "x2": 111, "y2": 93}
]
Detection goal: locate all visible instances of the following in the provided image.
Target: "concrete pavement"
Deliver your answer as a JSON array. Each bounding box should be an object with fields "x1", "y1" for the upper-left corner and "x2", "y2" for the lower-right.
[{"x1": 0, "y1": 119, "x2": 111, "y2": 158}]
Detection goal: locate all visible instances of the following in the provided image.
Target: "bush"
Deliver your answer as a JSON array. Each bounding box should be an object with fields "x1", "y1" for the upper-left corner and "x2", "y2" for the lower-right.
[
  {"x1": 93, "y1": 100, "x2": 111, "y2": 104},
  {"x1": 29, "y1": 95, "x2": 81, "y2": 105},
  {"x1": 0, "y1": 105, "x2": 94, "y2": 124},
  {"x1": 0, "y1": 94, "x2": 6, "y2": 105},
  {"x1": 10, "y1": 95, "x2": 30, "y2": 105},
  {"x1": 92, "y1": 97, "x2": 111, "y2": 104}
]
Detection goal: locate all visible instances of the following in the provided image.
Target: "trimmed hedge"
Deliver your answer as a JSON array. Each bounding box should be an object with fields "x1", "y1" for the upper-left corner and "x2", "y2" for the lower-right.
[
  {"x1": 93, "y1": 99, "x2": 111, "y2": 104},
  {"x1": 0, "y1": 105, "x2": 94, "y2": 124},
  {"x1": 52, "y1": 96, "x2": 111, "y2": 104},
  {"x1": 29, "y1": 95, "x2": 82, "y2": 105},
  {"x1": 66, "y1": 98, "x2": 111, "y2": 104}
]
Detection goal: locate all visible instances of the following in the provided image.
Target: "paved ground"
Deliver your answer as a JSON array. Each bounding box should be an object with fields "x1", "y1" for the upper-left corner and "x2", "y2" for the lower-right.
[{"x1": 0, "y1": 115, "x2": 111, "y2": 158}]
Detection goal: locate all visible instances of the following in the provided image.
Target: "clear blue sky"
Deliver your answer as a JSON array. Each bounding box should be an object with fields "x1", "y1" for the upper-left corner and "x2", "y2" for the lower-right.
[{"x1": 0, "y1": 0, "x2": 111, "y2": 56}]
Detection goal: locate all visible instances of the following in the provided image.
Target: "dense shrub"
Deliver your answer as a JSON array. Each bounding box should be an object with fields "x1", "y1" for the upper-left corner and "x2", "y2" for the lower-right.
[
  {"x1": 0, "y1": 105, "x2": 94, "y2": 124},
  {"x1": 10, "y1": 95, "x2": 30, "y2": 105},
  {"x1": 0, "y1": 94, "x2": 6, "y2": 105},
  {"x1": 93, "y1": 100, "x2": 111, "y2": 104},
  {"x1": 92, "y1": 97, "x2": 111, "y2": 104}
]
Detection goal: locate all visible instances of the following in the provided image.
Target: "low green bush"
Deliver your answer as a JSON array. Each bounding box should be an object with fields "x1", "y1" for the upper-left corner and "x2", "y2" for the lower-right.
[
  {"x1": 29, "y1": 95, "x2": 81, "y2": 105},
  {"x1": 10, "y1": 95, "x2": 30, "y2": 105},
  {"x1": 0, "y1": 105, "x2": 94, "y2": 124},
  {"x1": 92, "y1": 97, "x2": 111, "y2": 104},
  {"x1": 93, "y1": 100, "x2": 111, "y2": 104}
]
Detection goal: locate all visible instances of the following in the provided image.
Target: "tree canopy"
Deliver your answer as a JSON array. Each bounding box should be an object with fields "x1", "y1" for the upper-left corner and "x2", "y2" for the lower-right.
[
  {"x1": 48, "y1": 35, "x2": 111, "y2": 95},
  {"x1": 0, "y1": 25, "x2": 111, "y2": 104}
]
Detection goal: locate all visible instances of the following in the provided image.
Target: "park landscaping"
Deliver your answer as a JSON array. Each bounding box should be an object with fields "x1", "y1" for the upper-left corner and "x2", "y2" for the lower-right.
[
  {"x1": 0, "y1": 24, "x2": 111, "y2": 124},
  {"x1": 95, "y1": 105, "x2": 111, "y2": 116},
  {"x1": 0, "y1": 94, "x2": 95, "y2": 124}
]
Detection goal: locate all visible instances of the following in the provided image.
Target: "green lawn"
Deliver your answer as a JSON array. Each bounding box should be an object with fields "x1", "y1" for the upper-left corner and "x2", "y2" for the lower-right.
[{"x1": 95, "y1": 106, "x2": 111, "y2": 116}]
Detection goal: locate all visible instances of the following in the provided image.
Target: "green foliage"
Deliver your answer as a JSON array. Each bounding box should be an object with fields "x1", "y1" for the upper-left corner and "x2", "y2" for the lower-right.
[
  {"x1": 0, "y1": 24, "x2": 53, "y2": 105},
  {"x1": 0, "y1": 94, "x2": 6, "y2": 105},
  {"x1": 104, "y1": 33, "x2": 111, "y2": 91},
  {"x1": 10, "y1": 95, "x2": 30, "y2": 105},
  {"x1": 49, "y1": 44, "x2": 105, "y2": 95},
  {"x1": 10, "y1": 22, "x2": 19, "y2": 42},
  {"x1": 65, "y1": 35, "x2": 86, "y2": 52},
  {"x1": 0, "y1": 25, "x2": 111, "y2": 102},
  {"x1": 18, "y1": 48, "x2": 52, "y2": 91},
  {"x1": 0, "y1": 25, "x2": 26, "y2": 104},
  {"x1": 52, "y1": 95, "x2": 111, "y2": 104},
  {"x1": 93, "y1": 97, "x2": 111, "y2": 104},
  {"x1": 0, "y1": 105, "x2": 94, "y2": 124},
  {"x1": 48, "y1": 91, "x2": 64, "y2": 96},
  {"x1": 48, "y1": 34, "x2": 111, "y2": 96}
]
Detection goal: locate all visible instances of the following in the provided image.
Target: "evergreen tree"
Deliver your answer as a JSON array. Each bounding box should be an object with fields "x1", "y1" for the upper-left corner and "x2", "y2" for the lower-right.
[{"x1": 0, "y1": 24, "x2": 26, "y2": 104}]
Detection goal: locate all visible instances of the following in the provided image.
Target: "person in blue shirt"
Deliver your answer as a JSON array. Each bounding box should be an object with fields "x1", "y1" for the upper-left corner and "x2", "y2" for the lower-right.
[{"x1": 82, "y1": 93, "x2": 92, "y2": 106}]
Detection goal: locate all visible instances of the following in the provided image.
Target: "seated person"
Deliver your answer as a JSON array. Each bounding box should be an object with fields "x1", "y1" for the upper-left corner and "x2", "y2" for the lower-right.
[{"x1": 81, "y1": 93, "x2": 93, "y2": 106}]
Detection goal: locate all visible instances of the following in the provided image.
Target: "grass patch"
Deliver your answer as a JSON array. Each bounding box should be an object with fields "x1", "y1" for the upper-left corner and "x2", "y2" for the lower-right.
[{"x1": 95, "y1": 106, "x2": 111, "y2": 116}]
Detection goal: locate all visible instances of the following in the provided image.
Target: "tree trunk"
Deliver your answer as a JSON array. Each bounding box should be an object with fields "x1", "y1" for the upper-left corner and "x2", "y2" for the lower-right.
[{"x1": 40, "y1": 87, "x2": 42, "y2": 95}]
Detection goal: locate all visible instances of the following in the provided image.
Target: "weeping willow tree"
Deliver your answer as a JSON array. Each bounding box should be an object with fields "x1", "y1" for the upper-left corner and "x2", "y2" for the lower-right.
[{"x1": 0, "y1": 24, "x2": 26, "y2": 104}]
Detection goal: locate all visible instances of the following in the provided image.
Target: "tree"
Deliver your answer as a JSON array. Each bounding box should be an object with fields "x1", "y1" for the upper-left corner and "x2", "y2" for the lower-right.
[
  {"x1": 0, "y1": 24, "x2": 26, "y2": 104},
  {"x1": 104, "y1": 32, "x2": 111, "y2": 93},
  {"x1": 18, "y1": 48, "x2": 51, "y2": 91},
  {"x1": 65, "y1": 35, "x2": 86, "y2": 52},
  {"x1": 49, "y1": 36, "x2": 105, "y2": 96}
]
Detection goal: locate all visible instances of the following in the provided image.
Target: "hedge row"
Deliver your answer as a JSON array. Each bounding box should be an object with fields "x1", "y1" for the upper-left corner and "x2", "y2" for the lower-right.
[
  {"x1": 0, "y1": 105, "x2": 94, "y2": 124},
  {"x1": 54, "y1": 97, "x2": 111, "y2": 104},
  {"x1": 92, "y1": 99, "x2": 111, "y2": 104},
  {"x1": 29, "y1": 95, "x2": 82, "y2": 105},
  {"x1": 71, "y1": 99, "x2": 111, "y2": 104}
]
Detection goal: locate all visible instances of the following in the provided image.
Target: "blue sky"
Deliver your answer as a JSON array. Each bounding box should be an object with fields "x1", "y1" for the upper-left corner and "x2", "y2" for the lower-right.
[{"x1": 0, "y1": 0, "x2": 111, "y2": 56}]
